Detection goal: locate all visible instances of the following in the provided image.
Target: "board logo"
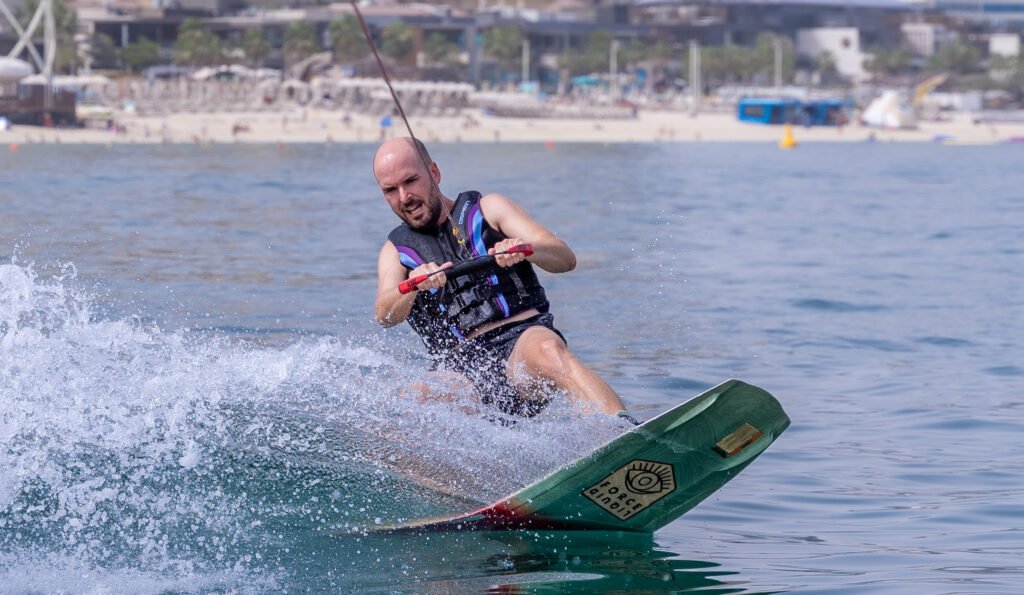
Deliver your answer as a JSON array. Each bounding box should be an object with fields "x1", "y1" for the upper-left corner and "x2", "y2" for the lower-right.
[
  {"x1": 582, "y1": 460, "x2": 676, "y2": 521},
  {"x1": 713, "y1": 422, "x2": 763, "y2": 457}
]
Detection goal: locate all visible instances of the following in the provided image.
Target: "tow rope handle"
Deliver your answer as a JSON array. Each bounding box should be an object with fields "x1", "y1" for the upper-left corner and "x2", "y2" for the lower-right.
[{"x1": 398, "y1": 244, "x2": 534, "y2": 295}]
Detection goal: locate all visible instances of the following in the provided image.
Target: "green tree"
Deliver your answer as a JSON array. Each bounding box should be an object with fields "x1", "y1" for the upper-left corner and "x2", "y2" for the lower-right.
[
  {"x1": 815, "y1": 50, "x2": 840, "y2": 84},
  {"x1": 864, "y1": 46, "x2": 913, "y2": 79},
  {"x1": 483, "y1": 25, "x2": 522, "y2": 70},
  {"x1": 242, "y1": 28, "x2": 270, "y2": 67},
  {"x1": 328, "y1": 15, "x2": 366, "y2": 64},
  {"x1": 989, "y1": 53, "x2": 1018, "y2": 73},
  {"x1": 122, "y1": 37, "x2": 160, "y2": 72},
  {"x1": 927, "y1": 36, "x2": 983, "y2": 75},
  {"x1": 618, "y1": 39, "x2": 647, "y2": 70},
  {"x1": 645, "y1": 41, "x2": 673, "y2": 62},
  {"x1": 56, "y1": 45, "x2": 78, "y2": 73},
  {"x1": 174, "y1": 17, "x2": 224, "y2": 66},
  {"x1": 89, "y1": 32, "x2": 119, "y2": 70},
  {"x1": 560, "y1": 31, "x2": 617, "y2": 76},
  {"x1": 424, "y1": 32, "x2": 458, "y2": 65},
  {"x1": 691, "y1": 38, "x2": 791, "y2": 87},
  {"x1": 997, "y1": 56, "x2": 1024, "y2": 99},
  {"x1": 989, "y1": 53, "x2": 1024, "y2": 93},
  {"x1": 381, "y1": 22, "x2": 414, "y2": 62},
  {"x1": 283, "y1": 21, "x2": 318, "y2": 66},
  {"x1": 20, "y1": 0, "x2": 77, "y2": 39},
  {"x1": 700, "y1": 44, "x2": 757, "y2": 86},
  {"x1": 583, "y1": 30, "x2": 613, "y2": 72},
  {"x1": 752, "y1": 33, "x2": 795, "y2": 84}
]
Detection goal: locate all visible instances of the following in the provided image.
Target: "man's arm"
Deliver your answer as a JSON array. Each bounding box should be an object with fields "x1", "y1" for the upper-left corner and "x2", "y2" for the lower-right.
[
  {"x1": 479, "y1": 193, "x2": 576, "y2": 273},
  {"x1": 374, "y1": 241, "x2": 451, "y2": 327}
]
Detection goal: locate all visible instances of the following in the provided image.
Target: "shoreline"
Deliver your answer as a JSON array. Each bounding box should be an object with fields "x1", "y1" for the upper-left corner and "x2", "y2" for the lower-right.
[{"x1": 2, "y1": 109, "x2": 1020, "y2": 145}]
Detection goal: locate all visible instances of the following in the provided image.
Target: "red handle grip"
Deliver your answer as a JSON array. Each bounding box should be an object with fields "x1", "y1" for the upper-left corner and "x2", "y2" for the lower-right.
[
  {"x1": 507, "y1": 243, "x2": 534, "y2": 256},
  {"x1": 398, "y1": 274, "x2": 429, "y2": 295},
  {"x1": 397, "y1": 244, "x2": 532, "y2": 294}
]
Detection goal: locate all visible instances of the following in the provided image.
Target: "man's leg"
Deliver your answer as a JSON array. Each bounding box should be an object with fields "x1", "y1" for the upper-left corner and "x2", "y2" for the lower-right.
[
  {"x1": 507, "y1": 326, "x2": 625, "y2": 415},
  {"x1": 403, "y1": 371, "x2": 475, "y2": 404}
]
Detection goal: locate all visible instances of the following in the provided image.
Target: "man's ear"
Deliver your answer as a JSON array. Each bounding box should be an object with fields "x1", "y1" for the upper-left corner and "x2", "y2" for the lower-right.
[{"x1": 430, "y1": 161, "x2": 441, "y2": 184}]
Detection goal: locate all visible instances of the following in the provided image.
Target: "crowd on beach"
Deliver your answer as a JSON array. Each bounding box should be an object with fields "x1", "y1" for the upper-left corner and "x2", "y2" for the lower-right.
[
  {"x1": 107, "y1": 77, "x2": 476, "y2": 119},
  {"x1": 1, "y1": 73, "x2": 1018, "y2": 145}
]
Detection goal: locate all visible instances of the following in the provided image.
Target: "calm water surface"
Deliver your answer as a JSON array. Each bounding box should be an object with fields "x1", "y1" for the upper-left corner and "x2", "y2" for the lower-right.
[{"x1": 1, "y1": 141, "x2": 1022, "y2": 592}]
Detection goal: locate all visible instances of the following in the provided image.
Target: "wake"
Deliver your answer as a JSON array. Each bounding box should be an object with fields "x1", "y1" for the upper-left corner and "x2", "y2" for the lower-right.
[{"x1": 0, "y1": 260, "x2": 622, "y2": 585}]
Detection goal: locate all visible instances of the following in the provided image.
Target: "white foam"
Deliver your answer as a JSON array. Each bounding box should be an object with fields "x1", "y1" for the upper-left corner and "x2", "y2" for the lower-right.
[
  {"x1": 0, "y1": 260, "x2": 623, "y2": 584},
  {"x1": 0, "y1": 551, "x2": 279, "y2": 594}
]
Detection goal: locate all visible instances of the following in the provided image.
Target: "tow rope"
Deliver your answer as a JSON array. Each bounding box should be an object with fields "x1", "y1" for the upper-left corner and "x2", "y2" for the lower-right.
[{"x1": 347, "y1": 1, "x2": 468, "y2": 256}]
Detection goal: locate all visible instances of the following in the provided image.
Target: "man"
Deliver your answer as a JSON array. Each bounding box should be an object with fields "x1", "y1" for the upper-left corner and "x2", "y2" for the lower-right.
[{"x1": 373, "y1": 137, "x2": 633, "y2": 421}]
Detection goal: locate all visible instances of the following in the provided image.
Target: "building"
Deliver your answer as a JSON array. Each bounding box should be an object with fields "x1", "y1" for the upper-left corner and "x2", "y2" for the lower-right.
[
  {"x1": 796, "y1": 27, "x2": 867, "y2": 80},
  {"x1": 71, "y1": 0, "x2": 971, "y2": 88},
  {"x1": 77, "y1": 1, "x2": 649, "y2": 84},
  {"x1": 931, "y1": 0, "x2": 1024, "y2": 24},
  {"x1": 902, "y1": 22, "x2": 947, "y2": 56},
  {"x1": 989, "y1": 32, "x2": 1020, "y2": 56}
]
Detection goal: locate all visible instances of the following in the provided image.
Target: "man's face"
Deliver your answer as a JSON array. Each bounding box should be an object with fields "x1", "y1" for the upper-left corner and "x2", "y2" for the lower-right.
[{"x1": 374, "y1": 146, "x2": 441, "y2": 231}]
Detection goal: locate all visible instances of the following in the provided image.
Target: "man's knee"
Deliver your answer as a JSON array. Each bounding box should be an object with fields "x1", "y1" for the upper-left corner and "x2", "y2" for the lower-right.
[
  {"x1": 530, "y1": 335, "x2": 574, "y2": 377},
  {"x1": 535, "y1": 334, "x2": 566, "y2": 358}
]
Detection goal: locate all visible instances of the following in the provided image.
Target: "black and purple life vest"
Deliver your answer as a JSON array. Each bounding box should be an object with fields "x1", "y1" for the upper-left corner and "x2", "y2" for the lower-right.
[{"x1": 388, "y1": 191, "x2": 548, "y2": 355}]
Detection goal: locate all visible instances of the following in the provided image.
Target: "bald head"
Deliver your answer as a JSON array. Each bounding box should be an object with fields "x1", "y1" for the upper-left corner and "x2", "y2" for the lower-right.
[
  {"x1": 373, "y1": 136, "x2": 446, "y2": 230},
  {"x1": 373, "y1": 137, "x2": 433, "y2": 181}
]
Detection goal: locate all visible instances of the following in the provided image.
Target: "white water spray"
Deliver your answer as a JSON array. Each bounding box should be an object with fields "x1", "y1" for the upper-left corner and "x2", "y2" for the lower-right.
[{"x1": 0, "y1": 261, "x2": 622, "y2": 588}]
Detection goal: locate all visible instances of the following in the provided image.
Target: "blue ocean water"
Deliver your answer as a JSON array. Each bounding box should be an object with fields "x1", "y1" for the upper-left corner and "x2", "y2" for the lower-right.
[{"x1": 1, "y1": 141, "x2": 1022, "y2": 592}]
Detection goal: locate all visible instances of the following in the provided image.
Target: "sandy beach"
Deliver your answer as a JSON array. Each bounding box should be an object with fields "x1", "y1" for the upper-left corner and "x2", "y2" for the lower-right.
[{"x1": 2, "y1": 107, "x2": 1020, "y2": 146}]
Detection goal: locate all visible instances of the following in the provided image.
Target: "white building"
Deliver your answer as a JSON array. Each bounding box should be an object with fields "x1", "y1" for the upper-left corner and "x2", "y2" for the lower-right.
[
  {"x1": 796, "y1": 27, "x2": 867, "y2": 82},
  {"x1": 901, "y1": 22, "x2": 952, "y2": 57},
  {"x1": 989, "y1": 33, "x2": 1021, "y2": 57}
]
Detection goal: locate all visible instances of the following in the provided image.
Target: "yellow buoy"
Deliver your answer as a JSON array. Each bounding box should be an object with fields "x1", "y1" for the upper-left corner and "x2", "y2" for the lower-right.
[{"x1": 779, "y1": 124, "x2": 798, "y2": 149}]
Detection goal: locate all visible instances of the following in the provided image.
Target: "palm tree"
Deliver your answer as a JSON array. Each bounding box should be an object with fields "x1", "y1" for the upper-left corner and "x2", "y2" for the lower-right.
[
  {"x1": 174, "y1": 18, "x2": 224, "y2": 67},
  {"x1": 815, "y1": 51, "x2": 839, "y2": 84},
  {"x1": 329, "y1": 15, "x2": 367, "y2": 64},
  {"x1": 927, "y1": 36, "x2": 982, "y2": 75},
  {"x1": 483, "y1": 25, "x2": 521, "y2": 71},
  {"x1": 122, "y1": 37, "x2": 160, "y2": 72},
  {"x1": 424, "y1": 32, "x2": 458, "y2": 66},
  {"x1": 864, "y1": 46, "x2": 913, "y2": 81},
  {"x1": 90, "y1": 33, "x2": 119, "y2": 70},
  {"x1": 242, "y1": 28, "x2": 270, "y2": 68},
  {"x1": 381, "y1": 22, "x2": 414, "y2": 63},
  {"x1": 283, "y1": 21, "x2": 319, "y2": 68}
]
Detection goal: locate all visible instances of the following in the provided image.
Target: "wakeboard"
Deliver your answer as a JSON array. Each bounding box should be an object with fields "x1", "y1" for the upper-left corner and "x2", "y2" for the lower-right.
[{"x1": 374, "y1": 379, "x2": 790, "y2": 534}]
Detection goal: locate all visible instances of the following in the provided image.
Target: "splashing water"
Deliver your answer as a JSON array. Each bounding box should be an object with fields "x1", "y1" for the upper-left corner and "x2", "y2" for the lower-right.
[{"x1": 0, "y1": 261, "x2": 623, "y2": 589}]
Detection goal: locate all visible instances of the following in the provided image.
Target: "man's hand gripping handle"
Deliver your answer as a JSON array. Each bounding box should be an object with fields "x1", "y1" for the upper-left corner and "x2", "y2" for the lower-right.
[{"x1": 398, "y1": 243, "x2": 534, "y2": 295}]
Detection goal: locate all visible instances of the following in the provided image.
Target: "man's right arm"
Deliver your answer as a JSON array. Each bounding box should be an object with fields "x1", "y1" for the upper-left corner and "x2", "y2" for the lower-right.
[
  {"x1": 375, "y1": 242, "x2": 417, "y2": 327},
  {"x1": 374, "y1": 242, "x2": 451, "y2": 327}
]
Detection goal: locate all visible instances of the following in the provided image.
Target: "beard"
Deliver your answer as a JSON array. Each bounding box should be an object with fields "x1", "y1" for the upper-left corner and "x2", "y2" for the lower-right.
[{"x1": 402, "y1": 191, "x2": 443, "y2": 231}]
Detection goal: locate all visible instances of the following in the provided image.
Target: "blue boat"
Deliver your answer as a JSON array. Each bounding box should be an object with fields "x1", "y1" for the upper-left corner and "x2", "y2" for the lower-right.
[
  {"x1": 738, "y1": 97, "x2": 852, "y2": 127},
  {"x1": 801, "y1": 99, "x2": 853, "y2": 127},
  {"x1": 737, "y1": 98, "x2": 802, "y2": 125}
]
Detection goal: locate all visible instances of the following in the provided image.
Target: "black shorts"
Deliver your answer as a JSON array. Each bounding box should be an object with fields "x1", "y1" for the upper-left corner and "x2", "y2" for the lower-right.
[{"x1": 437, "y1": 312, "x2": 566, "y2": 417}]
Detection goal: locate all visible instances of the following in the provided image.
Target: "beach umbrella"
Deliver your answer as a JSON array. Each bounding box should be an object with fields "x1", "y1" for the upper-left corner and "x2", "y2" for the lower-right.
[
  {"x1": 571, "y1": 74, "x2": 601, "y2": 86},
  {"x1": 20, "y1": 74, "x2": 112, "y2": 88},
  {"x1": 227, "y1": 64, "x2": 254, "y2": 77},
  {"x1": 192, "y1": 67, "x2": 217, "y2": 81}
]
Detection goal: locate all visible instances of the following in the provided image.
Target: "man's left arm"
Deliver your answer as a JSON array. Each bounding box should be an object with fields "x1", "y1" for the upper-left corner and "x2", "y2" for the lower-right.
[{"x1": 479, "y1": 193, "x2": 576, "y2": 273}]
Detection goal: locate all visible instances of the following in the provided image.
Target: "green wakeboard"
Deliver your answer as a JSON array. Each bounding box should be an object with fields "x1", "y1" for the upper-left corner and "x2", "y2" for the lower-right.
[{"x1": 375, "y1": 379, "x2": 790, "y2": 533}]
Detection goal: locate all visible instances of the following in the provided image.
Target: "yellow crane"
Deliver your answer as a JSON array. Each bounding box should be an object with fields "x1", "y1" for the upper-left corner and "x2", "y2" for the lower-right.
[{"x1": 913, "y1": 74, "x2": 948, "y2": 105}]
